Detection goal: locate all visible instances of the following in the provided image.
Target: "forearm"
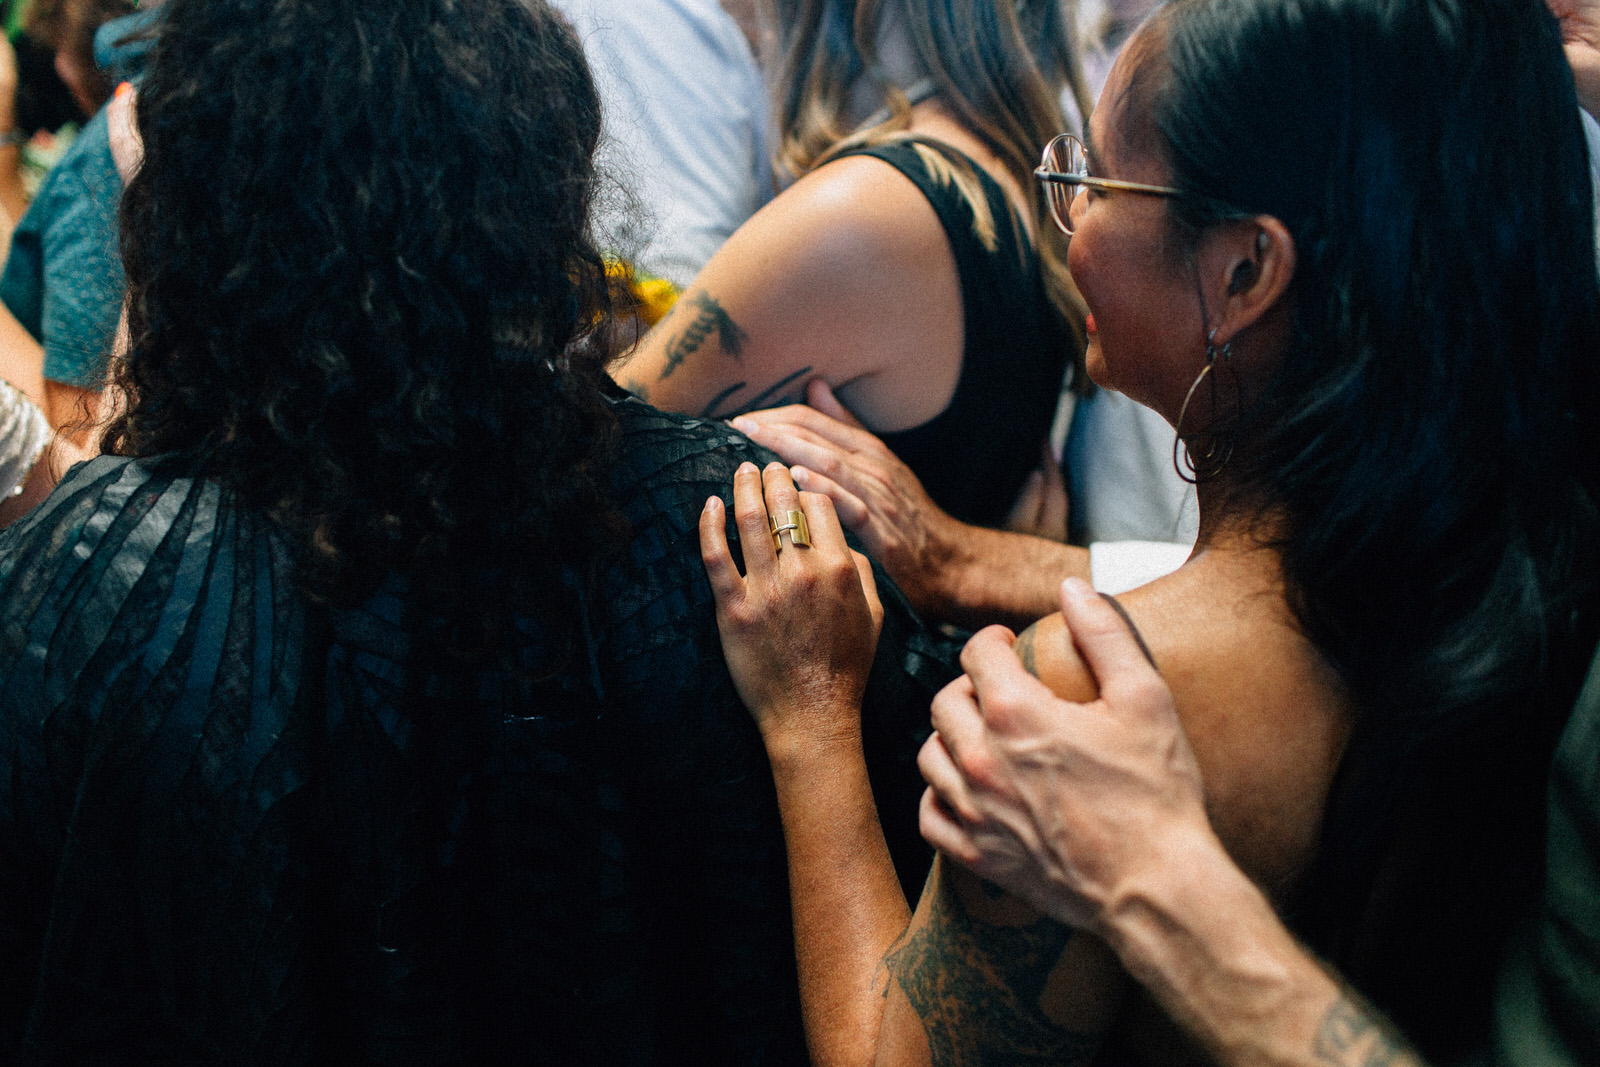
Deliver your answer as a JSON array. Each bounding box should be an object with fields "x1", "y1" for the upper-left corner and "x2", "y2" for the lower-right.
[
  {"x1": 765, "y1": 730, "x2": 912, "y2": 1067},
  {"x1": 0, "y1": 144, "x2": 25, "y2": 233},
  {"x1": 1103, "y1": 830, "x2": 1426, "y2": 1067},
  {"x1": 935, "y1": 523, "x2": 1090, "y2": 631},
  {"x1": 0, "y1": 299, "x2": 46, "y2": 410}
]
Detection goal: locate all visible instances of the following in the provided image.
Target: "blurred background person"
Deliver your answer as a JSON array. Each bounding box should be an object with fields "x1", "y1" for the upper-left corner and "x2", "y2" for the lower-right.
[
  {"x1": 0, "y1": 1, "x2": 151, "y2": 441},
  {"x1": 557, "y1": 0, "x2": 772, "y2": 297}
]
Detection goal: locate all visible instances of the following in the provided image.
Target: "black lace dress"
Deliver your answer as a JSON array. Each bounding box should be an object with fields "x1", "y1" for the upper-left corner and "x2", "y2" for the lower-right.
[{"x1": 0, "y1": 394, "x2": 961, "y2": 1065}]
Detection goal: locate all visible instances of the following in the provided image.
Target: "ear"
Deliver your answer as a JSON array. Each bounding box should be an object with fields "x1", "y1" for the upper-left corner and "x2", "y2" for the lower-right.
[{"x1": 1194, "y1": 216, "x2": 1296, "y2": 350}]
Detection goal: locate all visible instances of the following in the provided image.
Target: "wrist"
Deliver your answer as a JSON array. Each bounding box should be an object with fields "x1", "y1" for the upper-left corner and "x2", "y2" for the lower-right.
[
  {"x1": 759, "y1": 712, "x2": 864, "y2": 770},
  {"x1": 924, "y1": 513, "x2": 979, "y2": 621},
  {"x1": 942, "y1": 524, "x2": 1081, "y2": 629},
  {"x1": 1100, "y1": 821, "x2": 1267, "y2": 967},
  {"x1": 1100, "y1": 826, "x2": 1336, "y2": 1058}
]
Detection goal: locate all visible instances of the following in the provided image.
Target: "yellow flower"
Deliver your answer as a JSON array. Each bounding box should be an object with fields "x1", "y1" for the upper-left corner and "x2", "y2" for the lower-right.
[{"x1": 605, "y1": 258, "x2": 681, "y2": 327}]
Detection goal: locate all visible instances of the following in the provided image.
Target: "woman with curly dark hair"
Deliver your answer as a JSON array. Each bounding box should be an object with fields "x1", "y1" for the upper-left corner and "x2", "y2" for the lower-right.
[{"x1": 0, "y1": 0, "x2": 956, "y2": 1062}]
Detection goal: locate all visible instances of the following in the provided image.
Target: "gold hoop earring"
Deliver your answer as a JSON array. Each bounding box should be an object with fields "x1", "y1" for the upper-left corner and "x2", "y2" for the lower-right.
[{"x1": 1173, "y1": 327, "x2": 1235, "y2": 484}]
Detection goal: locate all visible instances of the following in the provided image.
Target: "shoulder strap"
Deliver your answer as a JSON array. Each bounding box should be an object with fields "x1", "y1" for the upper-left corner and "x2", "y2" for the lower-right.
[
  {"x1": 1100, "y1": 593, "x2": 1159, "y2": 669},
  {"x1": 832, "y1": 137, "x2": 1029, "y2": 270}
]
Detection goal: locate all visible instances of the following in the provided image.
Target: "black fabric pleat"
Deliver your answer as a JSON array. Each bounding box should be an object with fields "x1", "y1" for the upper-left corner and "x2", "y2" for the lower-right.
[{"x1": 0, "y1": 394, "x2": 962, "y2": 1065}]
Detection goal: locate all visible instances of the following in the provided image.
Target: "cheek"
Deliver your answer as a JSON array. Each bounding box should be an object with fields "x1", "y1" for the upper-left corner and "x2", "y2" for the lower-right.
[{"x1": 1068, "y1": 223, "x2": 1134, "y2": 390}]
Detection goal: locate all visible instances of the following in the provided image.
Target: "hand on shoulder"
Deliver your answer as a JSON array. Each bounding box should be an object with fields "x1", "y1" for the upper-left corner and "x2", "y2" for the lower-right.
[{"x1": 918, "y1": 579, "x2": 1211, "y2": 932}]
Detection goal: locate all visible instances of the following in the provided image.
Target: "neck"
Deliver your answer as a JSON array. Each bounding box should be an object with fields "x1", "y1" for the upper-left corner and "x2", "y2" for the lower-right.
[{"x1": 1189, "y1": 458, "x2": 1280, "y2": 553}]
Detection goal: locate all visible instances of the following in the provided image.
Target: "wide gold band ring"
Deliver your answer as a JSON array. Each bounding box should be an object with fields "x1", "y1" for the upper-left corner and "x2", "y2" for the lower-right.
[{"x1": 769, "y1": 509, "x2": 811, "y2": 550}]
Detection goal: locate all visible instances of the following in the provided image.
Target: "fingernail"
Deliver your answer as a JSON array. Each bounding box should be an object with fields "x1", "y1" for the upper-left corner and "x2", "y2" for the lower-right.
[
  {"x1": 765, "y1": 461, "x2": 785, "y2": 473},
  {"x1": 704, "y1": 496, "x2": 721, "y2": 514},
  {"x1": 115, "y1": 82, "x2": 133, "y2": 100},
  {"x1": 790, "y1": 466, "x2": 808, "y2": 483},
  {"x1": 730, "y1": 417, "x2": 756, "y2": 434},
  {"x1": 737, "y1": 461, "x2": 758, "y2": 475},
  {"x1": 1062, "y1": 576, "x2": 1094, "y2": 602}
]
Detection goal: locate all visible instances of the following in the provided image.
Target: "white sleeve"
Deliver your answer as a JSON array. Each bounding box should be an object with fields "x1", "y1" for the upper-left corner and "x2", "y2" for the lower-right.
[
  {"x1": 1089, "y1": 540, "x2": 1192, "y2": 595},
  {"x1": 0, "y1": 379, "x2": 51, "y2": 501}
]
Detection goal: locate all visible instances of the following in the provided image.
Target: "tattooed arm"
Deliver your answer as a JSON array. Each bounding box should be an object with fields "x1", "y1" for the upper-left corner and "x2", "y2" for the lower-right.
[
  {"x1": 1101, "y1": 823, "x2": 1427, "y2": 1067},
  {"x1": 611, "y1": 154, "x2": 965, "y2": 423},
  {"x1": 875, "y1": 855, "x2": 1126, "y2": 1066}
]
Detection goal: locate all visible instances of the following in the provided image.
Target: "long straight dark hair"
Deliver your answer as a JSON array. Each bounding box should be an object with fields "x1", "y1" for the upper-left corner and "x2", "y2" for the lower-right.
[{"x1": 1147, "y1": 0, "x2": 1600, "y2": 1051}]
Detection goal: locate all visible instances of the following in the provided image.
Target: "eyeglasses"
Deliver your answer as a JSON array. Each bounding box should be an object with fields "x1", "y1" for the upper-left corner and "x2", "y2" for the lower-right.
[{"x1": 1033, "y1": 133, "x2": 1184, "y2": 235}]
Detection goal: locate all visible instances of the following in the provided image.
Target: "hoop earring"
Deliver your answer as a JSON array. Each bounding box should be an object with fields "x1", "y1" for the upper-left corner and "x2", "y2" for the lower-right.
[{"x1": 1172, "y1": 327, "x2": 1236, "y2": 484}]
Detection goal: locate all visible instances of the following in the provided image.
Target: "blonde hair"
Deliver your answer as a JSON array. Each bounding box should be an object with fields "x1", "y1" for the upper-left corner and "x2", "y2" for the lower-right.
[{"x1": 767, "y1": 0, "x2": 1092, "y2": 376}]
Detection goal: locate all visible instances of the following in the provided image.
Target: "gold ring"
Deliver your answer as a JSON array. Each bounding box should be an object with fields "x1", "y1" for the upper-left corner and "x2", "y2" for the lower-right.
[{"x1": 776, "y1": 509, "x2": 810, "y2": 548}]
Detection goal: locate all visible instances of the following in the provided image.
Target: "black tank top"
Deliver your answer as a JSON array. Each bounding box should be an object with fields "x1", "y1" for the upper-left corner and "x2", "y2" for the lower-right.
[{"x1": 835, "y1": 139, "x2": 1074, "y2": 528}]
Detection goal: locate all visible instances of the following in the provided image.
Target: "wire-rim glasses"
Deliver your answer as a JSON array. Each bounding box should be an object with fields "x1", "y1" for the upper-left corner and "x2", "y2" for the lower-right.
[{"x1": 1034, "y1": 133, "x2": 1184, "y2": 235}]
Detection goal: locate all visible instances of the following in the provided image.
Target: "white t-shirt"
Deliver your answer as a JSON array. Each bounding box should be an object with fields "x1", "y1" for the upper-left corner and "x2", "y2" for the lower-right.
[{"x1": 556, "y1": 0, "x2": 773, "y2": 288}]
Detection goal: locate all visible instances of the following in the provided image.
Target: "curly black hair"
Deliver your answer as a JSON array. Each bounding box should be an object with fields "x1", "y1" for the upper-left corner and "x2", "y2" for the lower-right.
[{"x1": 106, "y1": 0, "x2": 625, "y2": 660}]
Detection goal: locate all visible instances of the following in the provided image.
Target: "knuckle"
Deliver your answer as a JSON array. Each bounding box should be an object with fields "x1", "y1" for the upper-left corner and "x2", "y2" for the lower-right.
[{"x1": 959, "y1": 748, "x2": 998, "y2": 790}]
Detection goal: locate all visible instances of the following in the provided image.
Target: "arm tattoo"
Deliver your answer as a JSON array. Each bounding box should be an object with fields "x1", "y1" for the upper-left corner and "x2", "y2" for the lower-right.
[
  {"x1": 884, "y1": 871, "x2": 1100, "y2": 1066},
  {"x1": 1313, "y1": 996, "x2": 1420, "y2": 1067},
  {"x1": 660, "y1": 291, "x2": 748, "y2": 380},
  {"x1": 701, "y1": 365, "x2": 817, "y2": 420},
  {"x1": 740, "y1": 366, "x2": 813, "y2": 412},
  {"x1": 1014, "y1": 623, "x2": 1041, "y2": 678},
  {"x1": 699, "y1": 381, "x2": 745, "y2": 419}
]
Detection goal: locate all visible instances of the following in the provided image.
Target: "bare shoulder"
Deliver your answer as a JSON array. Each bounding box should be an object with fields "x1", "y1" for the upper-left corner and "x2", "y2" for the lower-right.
[
  {"x1": 774, "y1": 153, "x2": 953, "y2": 258},
  {"x1": 614, "y1": 153, "x2": 962, "y2": 420},
  {"x1": 1012, "y1": 611, "x2": 1100, "y2": 705},
  {"x1": 683, "y1": 153, "x2": 963, "y2": 427},
  {"x1": 715, "y1": 153, "x2": 961, "y2": 322},
  {"x1": 1021, "y1": 557, "x2": 1355, "y2": 897}
]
